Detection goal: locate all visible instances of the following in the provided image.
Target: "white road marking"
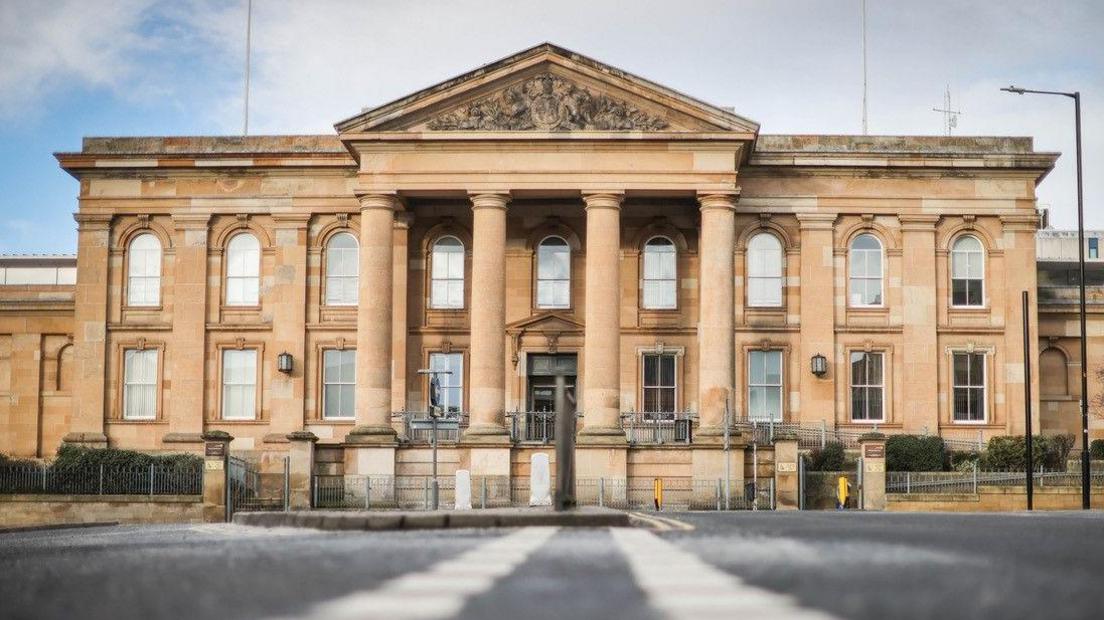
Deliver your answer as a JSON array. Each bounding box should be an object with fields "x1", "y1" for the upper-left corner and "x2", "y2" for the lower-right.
[
  {"x1": 611, "y1": 528, "x2": 839, "y2": 620},
  {"x1": 628, "y1": 512, "x2": 695, "y2": 531},
  {"x1": 271, "y1": 526, "x2": 559, "y2": 620}
]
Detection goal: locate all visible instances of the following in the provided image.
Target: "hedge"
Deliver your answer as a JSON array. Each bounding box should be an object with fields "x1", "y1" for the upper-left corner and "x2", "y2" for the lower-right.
[
  {"x1": 806, "y1": 441, "x2": 847, "y2": 471},
  {"x1": 51, "y1": 445, "x2": 202, "y2": 470},
  {"x1": 885, "y1": 435, "x2": 945, "y2": 472},
  {"x1": 981, "y1": 435, "x2": 1074, "y2": 470},
  {"x1": 1092, "y1": 439, "x2": 1104, "y2": 460}
]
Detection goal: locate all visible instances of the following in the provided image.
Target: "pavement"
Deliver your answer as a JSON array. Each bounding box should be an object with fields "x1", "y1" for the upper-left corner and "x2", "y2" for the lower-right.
[
  {"x1": 1, "y1": 511, "x2": 1102, "y2": 620},
  {"x1": 232, "y1": 506, "x2": 628, "y2": 530}
]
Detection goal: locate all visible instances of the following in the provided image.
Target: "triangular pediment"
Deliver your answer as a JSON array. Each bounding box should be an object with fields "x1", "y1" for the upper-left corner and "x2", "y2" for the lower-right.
[
  {"x1": 506, "y1": 311, "x2": 585, "y2": 334},
  {"x1": 336, "y1": 43, "x2": 759, "y2": 135}
]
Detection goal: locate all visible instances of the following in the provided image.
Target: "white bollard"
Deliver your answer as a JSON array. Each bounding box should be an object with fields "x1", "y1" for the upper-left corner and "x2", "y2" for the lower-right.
[
  {"x1": 529, "y1": 453, "x2": 552, "y2": 507},
  {"x1": 454, "y1": 469, "x2": 472, "y2": 510}
]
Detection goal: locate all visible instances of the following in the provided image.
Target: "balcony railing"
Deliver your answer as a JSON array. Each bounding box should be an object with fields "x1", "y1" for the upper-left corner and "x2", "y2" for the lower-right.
[
  {"x1": 507, "y1": 411, "x2": 558, "y2": 444},
  {"x1": 392, "y1": 410, "x2": 468, "y2": 444},
  {"x1": 620, "y1": 411, "x2": 695, "y2": 445}
]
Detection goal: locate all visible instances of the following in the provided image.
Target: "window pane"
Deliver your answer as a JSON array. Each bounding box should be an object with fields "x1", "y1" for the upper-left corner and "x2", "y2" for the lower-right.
[
  {"x1": 660, "y1": 355, "x2": 675, "y2": 387},
  {"x1": 967, "y1": 281, "x2": 982, "y2": 306},
  {"x1": 765, "y1": 387, "x2": 781, "y2": 420},
  {"x1": 764, "y1": 351, "x2": 782, "y2": 385},
  {"x1": 851, "y1": 352, "x2": 865, "y2": 385},
  {"x1": 659, "y1": 387, "x2": 675, "y2": 413},
  {"x1": 968, "y1": 353, "x2": 984, "y2": 385},
  {"x1": 749, "y1": 351, "x2": 765, "y2": 384},
  {"x1": 643, "y1": 355, "x2": 657, "y2": 386},
  {"x1": 851, "y1": 387, "x2": 866, "y2": 420}
]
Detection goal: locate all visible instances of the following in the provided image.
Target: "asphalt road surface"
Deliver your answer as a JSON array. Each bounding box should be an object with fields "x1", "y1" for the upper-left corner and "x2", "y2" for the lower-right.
[{"x1": 1, "y1": 511, "x2": 1102, "y2": 620}]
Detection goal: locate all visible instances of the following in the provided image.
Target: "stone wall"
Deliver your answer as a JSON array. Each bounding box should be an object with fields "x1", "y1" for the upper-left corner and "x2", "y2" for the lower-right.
[
  {"x1": 887, "y1": 486, "x2": 1104, "y2": 511},
  {"x1": 0, "y1": 494, "x2": 205, "y2": 527}
]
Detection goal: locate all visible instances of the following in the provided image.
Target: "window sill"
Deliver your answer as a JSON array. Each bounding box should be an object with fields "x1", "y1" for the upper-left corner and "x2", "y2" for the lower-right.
[
  {"x1": 208, "y1": 419, "x2": 269, "y2": 425},
  {"x1": 310, "y1": 419, "x2": 356, "y2": 425},
  {"x1": 107, "y1": 419, "x2": 167, "y2": 425}
]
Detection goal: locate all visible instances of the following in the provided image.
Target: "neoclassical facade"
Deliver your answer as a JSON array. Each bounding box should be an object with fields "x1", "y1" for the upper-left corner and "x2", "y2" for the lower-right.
[{"x1": 0, "y1": 44, "x2": 1069, "y2": 482}]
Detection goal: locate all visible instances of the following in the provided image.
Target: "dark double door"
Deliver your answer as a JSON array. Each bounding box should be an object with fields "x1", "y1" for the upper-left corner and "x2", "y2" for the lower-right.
[{"x1": 525, "y1": 354, "x2": 576, "y2": 442}]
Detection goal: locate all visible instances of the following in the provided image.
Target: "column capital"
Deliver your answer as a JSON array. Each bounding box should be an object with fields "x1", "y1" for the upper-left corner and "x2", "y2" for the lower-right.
[
  {"x1": 358, "y1": 193, "x2": 401, "y2": 211},
  {"x1": 170, "y1": 213, "x2": 212, "y2": 231},
  {"x1": 73, "y1": 213, "x2": 113, "y2": 231},
  {"x1": 697, "y1": 192, "x2": 739, "y2": 211},
  {"x1": 796, "y1": 213, "x2": 837, "y2": 230},
  {"x1": 469, "y1": 192, "x2": 511, "y2": 210},
  {"x1": 582, "y1": 192, "x2": 624, "y2": 210},
  {"x1": 393, "y1": 212, "x2": 415, "y2": 230}
]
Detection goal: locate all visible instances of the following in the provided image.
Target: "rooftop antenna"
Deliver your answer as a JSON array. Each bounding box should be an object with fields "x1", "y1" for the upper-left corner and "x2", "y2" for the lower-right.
[
  {"x1": 242, "y1": 0, "x2": 252, "y2": 136},
  {"x1": 932, "y1": 85, "x2": 962, "y2": 136},
  {"x1": 861, "y1": 0, "x2": 868, "y2": 134}
]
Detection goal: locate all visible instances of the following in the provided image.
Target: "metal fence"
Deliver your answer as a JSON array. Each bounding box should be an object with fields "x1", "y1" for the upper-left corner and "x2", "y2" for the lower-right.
[
  {"x1": 735, "y1": 418, "x2": 986, "y2": 452},
  {"x1": 620, "y1": 412, "x2": 695, "y2": 445},
  {"x1": 0, "y1": 463, "x2": 202, "y2": 495},
  {"x1": 312, "y1": 474, "x2": 773, "y2": 511},
  {"x1": 887, "y1": 468, "x2": 1104, "y2": 495},
  {"x1": 508, "y1": 411, "x2": 557, "y2": 443},
  {"x1": 802, "y1": 469, "x2": 861, "y2": 510},
  {"x1": 393, "y1": 411, "x2": 469, "y2": 444},
  {"x1": 228, "y1": 456, "x2": 287, "y2": 513}
]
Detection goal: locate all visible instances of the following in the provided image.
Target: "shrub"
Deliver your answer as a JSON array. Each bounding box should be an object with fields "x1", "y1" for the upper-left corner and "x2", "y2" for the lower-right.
[
  {"x1": 946, "y1": 450, "x2": 981, "y2": 472},
  {"x1": 52, "y1": 445, "x2": 201, "y2": 471},
  {"x1": 886, "y1": 435, "x2": 945, "y2": 472},
  {"x1": 0, "y1": 453, "x2": 38, "y2": 467},
  {"x1": 1091, "y1": 439, "x2": 1104, "y2": 460},
  {"x1": 981, "y1": 435, "x2": 1072, "y2": 470},
  {"x1": 807, "y1": 441, "x2": 846, "y2": 471}
]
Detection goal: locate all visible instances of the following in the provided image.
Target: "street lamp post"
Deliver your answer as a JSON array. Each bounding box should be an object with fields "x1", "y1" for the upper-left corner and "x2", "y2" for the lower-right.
[
  {"x1": 417, "y1": 368, "x2": 452, "y2": 511},
  {"x1": 1002, "y1": 85, "x2": 1090, "y2": 509}
]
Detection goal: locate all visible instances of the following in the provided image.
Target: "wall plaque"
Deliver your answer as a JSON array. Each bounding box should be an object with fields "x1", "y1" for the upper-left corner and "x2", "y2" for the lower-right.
[
  {"x1": 863, "y1": 443, "x2": 885, "y2": 459},
  {"x1": 776, "y1": 462, "x2": 797, "y2": 473},
  {"x1": 205, "y1": 442, "x2": 226, "y2": 457}
]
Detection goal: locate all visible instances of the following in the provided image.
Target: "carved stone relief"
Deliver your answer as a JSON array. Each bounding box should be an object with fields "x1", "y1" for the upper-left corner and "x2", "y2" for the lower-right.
[{"x1": 426, "y1": 73, "x2": 670, "y2": 131}]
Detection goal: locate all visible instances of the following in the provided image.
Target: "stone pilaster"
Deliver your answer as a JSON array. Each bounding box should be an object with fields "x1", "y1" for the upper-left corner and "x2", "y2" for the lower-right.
[
  {"x1": 900, "y1": 215, "x2": 940, "y2": 434},
  {"x1": 696, "y1": 192, "x2": 737, "y2": 438},
  {"x1": 201, "y1": 430, "x2": 232, "y2": 523},
  {"x1": 772, "y1": 434, "x2": 799, "y2": 510},
  {"x1": 1002, "y1": 214, "x2": 1042, "y2": 435},
  {"x1": 349, "y1": 194, "x2": 399, "y2": 456},
  {"x1": 64, "y1": 213, "x2": 113, "y2": 448},
  {"x1": 163, "y1": 214, "x2": 210, "y2": 447},
  {"x1": 859, "y1": 432, "x2": 887, "y2": 511},
  {"x1": 286, "y1": 431, "x2": 318, "y2": 510},
  {"x1": 579, "y1": 192, "x2": 626, "y2": 445},
  {"x1": 266, "y1": 214, "x2": 310, "y2": 443},
  {"x1": 391, "y1": 213, "x2": 412, "y2": 413},
  {"x1": 796, "y1": 214, "x2": 837, "y2": 428},
  {"x1": 463, "y1": 192, "x2": 511, "y2": 444}
]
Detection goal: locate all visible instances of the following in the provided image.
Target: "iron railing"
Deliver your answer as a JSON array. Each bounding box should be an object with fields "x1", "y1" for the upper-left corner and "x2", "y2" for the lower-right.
[
  {"x1": 228, "y1": 455, "x2": 288, "y2": 513},
  {"x1": 620, "y1": 411, "x2": 695, "y2": 445},
  {"x1": 0, "y1": 463, "x2": 202, "y2": 495},
  {"x1": 393, "y1": 411, "x2": 469, "y2": 444},
  {"x1": 507, "y1": 411, "x2": 558, "y2": 443},
  {"x1": 736, "y1": 418, "x2": 987, "y2": 452},
  {"x1": 887, "y1": 467, "x2": 1104, "y2": 495},
  {"x1": 311, "y1": 474, "x2": 773, "y2": 511}
]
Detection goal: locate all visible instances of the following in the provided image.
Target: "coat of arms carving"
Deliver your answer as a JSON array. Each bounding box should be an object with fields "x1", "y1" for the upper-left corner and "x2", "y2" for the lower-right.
[{"x1": 426, "y1": 73, "x2": 670, "y2": 131}]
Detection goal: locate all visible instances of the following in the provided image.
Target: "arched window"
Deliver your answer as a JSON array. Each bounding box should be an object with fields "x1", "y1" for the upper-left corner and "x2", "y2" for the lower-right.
[
  {"x1": 225, "y1": 233, "x2": 260, "y2": 306},
  {"x1": 325, "y1": 232, "x2": 359, "y2": 306},
  {"x1": 536, "y1": 236, "x2": 571, "y2": 309},
  {"x1": 127, "y1": 233, "x2": 161, "y2": 306},
  {"x1": 849, "y1": 234, "x2": 883, "y2": 307},
  {"x1": 430, "y1": 236, "x2": 464, "y2": 309},
  {"x1": 642, "y1": 237, "x2": 677, "y2": 309},
  {"x1": 951, "y1": 235, "x2": 984, "y2": 307},
  {"x1": 747, "y1": 233, "x2": 784, "y2": 307}
]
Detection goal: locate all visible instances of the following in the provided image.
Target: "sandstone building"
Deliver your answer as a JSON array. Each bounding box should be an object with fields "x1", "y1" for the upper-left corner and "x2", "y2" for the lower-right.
[{"x1": 2, "y1": 44, "x2": 1091, "y2": 486}]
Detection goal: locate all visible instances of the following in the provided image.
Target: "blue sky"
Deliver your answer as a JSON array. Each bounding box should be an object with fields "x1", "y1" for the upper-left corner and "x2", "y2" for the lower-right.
[{"x1": 1, "y1": 0, "x2": 1101, "y2": 254}]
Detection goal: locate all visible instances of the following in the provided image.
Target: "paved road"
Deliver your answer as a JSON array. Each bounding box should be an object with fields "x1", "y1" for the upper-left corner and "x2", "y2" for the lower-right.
[{"x1": 1, "y1": 511, "x2": 1102, "y2": 620}]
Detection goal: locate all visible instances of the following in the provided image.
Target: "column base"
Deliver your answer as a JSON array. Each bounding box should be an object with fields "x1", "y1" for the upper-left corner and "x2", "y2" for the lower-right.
[
  {"x1": 346, "y1": 424, "x2": 398, "y2": 445},
  {"x1": 459, "y1": 422, "x2": 511, "y2": 446},
  {"x1": 62, "y1": 432, "x2": 108, "y2": 448},
  {"x1": 576, "y1": 425, "x2": 627, "y2": 447}
]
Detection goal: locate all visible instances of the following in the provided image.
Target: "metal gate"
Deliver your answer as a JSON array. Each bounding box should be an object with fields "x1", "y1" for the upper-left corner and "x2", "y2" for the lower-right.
[{"x1": 228, "y1": 455, "x2": 288, "y2": 517}]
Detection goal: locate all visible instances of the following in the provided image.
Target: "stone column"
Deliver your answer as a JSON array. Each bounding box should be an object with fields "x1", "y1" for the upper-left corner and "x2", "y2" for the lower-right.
[
  {"x1": 576, "y1": 192, "x2": 627, "y2": 484},
  {"x1": 859, "y1": 432, "x2": 887, "y2": 511},
  {"x1": 164, "y1": 214, "x2": 210, "y2": 448},
  {"x1": 773, "y1": 433, "x2": 799, "y2": 510},
  {"x1": 900, "y1": 216, "x2": 939, "y2": 434},
  {"x1": 267, "y1": 214, "x2": 310, "y2": 444},
  {"x1": 463, "y1": 192, "x2": 511, "y2": 442},
  {"x1": 64, "y1": 213, "x2": 113, "y2": 448},
  {"x1": 201, "y1": 430, "x2": 232, "y2": 523},
  {"x1": 348, "y1": 194, "x2": 398, "y2": 477},
  {"x1": 696, "y1": 193, "x2": 737, "y2": 437},
  {"x1": 286, "y1": 431, "x2": 318, "y2": 510},
  {"x1": 797, "y1": 214, "x2": 838, "y2": 429}
]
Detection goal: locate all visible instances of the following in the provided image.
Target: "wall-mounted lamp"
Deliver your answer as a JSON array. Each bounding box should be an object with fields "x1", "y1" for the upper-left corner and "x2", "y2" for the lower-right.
[
  {"x1": 810, "y1": 353, "x2": 828, "y2": 378},
  {"x1": 277, "y1": 352, "x2": 294, "y2": 374}
]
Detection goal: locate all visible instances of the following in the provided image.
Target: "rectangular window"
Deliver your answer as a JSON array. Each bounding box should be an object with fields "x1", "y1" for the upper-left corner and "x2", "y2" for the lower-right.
[
  {"x1": 222, "y1": 349, "x2": 258, "y2": 420},
  {"x1": 952, "y1": 352, "x2": 986, "y2": 422},
  {"x1": 429, "y1": 352, "x2": 463, "y2": 413},
  {"x1": 123, "y1": 349, "x2": 158, "y2": 419},
  {"x1": 850, "y1": 352, "x2": 884, "y2": 422},
  {"x1": 322, "y1": 349, "x2": 355, "y2": 419},
  {"x1": 1090, "y1": 238, "x2": 1099, "y2": 260},
  {"x1": 642, "y1": 353, "x2": 677, "y2": 413},
  {"x1": 748, "y1": 350, "x2": 783, "y2": 421}
]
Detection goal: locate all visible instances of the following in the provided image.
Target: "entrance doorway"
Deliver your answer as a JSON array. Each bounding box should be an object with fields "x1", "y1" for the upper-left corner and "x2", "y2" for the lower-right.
[{"x1": 523, "y1": 354, "x2": 576, "y2": 442}]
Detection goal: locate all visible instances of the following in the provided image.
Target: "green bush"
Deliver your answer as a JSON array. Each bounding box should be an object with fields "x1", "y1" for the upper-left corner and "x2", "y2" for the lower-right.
[
  {"x1": 1091, "y1": 439, "x2": 1104, "y2": 460},
  {"x1": 0, "y1": 453, "x2": 38, "y2": 467},
  {"x1": 886, "y1": 435, "x2": 945, "y2": 472},
  {"x1": 807, "y1": 441, "x2": 846, "y2": 471},
  {"x1": 52, "y1": 445, "x2": 201, "y2": 471},
  {"x1": 981, "y1": 435, "x2": 1072, "y2": 470},
  {"x1": 946, "y1": 450, "x2": 981, "y2": 472}
]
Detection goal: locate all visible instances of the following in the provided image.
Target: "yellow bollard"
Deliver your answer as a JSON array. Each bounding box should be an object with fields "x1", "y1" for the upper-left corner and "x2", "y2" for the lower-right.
[
  {"x1": 837, "y1": 475, "x2": 850, "y2": 510},
  {"x1": 653, "y1": 478, "x2": 663, "y2": 511}
]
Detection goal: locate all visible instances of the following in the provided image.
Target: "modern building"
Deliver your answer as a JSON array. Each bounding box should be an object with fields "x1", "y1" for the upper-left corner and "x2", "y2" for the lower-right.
[{"x1": 0, "y1": 44, "x2": 1079, "y2": 486}]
